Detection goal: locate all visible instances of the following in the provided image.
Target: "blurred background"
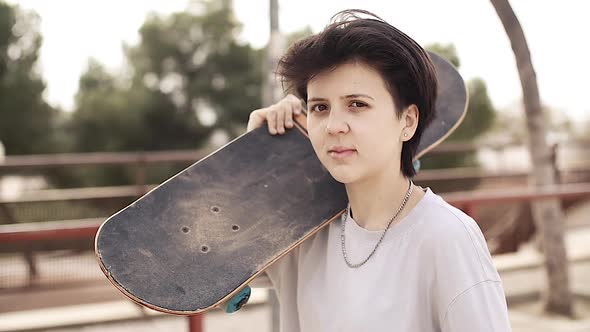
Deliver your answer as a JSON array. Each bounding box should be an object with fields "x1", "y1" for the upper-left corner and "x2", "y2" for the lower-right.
[{"x1": 0, "y1": 0, "x2": 589, "y2": 331}]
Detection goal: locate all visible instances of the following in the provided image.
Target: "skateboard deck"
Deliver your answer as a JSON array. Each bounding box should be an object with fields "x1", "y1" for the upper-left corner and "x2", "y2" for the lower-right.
[{"x1": 95, "y1": 52, "x2": 467, "y2": 315}]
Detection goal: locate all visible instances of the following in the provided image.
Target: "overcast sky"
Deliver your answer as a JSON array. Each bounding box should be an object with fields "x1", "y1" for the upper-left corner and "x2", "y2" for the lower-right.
[{"x1": 9, "y1": 0, "x2": 590, "y2": 125}]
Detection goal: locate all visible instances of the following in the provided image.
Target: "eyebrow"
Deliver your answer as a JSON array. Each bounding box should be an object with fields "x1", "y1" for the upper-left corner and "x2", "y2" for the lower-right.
[{"x1": 307, "y1": 94, "x2": 375, "y2": 103}]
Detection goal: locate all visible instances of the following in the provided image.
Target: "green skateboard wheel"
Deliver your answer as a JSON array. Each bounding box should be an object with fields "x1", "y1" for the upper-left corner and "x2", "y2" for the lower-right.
[{"x1": 223, "y1": 285, "x2": 251, "y2": 313}]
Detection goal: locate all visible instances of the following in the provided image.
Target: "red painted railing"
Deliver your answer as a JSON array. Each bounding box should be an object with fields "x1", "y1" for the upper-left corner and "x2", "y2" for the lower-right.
[{"x1": 1, "y1": 183, "x2": 589, "y2": 331}]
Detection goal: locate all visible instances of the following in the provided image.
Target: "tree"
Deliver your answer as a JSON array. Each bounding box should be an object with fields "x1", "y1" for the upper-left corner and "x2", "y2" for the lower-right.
[
  {"x1": 0, "y1": 1, "x2": 59, "y2": 155},
  {"x1": 286, "y1": 26, "x2": 313, "y2": 48},
  {"x1": 427, "y1": 43, "x2": 461, "y2": 68},
  {"x1": 70, "y1": 1, "x2": 263, "y2": 154},
  {"x1": 70, "y1": 59, "x2": 139, "y2": 152},
  {"x1": 123, "y1": 2, "x2": 262, "y2": 138},
  {"x1": 62, "y1": 1, "x2": 263, "y2": 187},
  {"x1": 490, "y1": 0, "x2": 572, "y2": 316},
  {"x1": 420, "y1": 44, "x2": 497, "y2": 173}
]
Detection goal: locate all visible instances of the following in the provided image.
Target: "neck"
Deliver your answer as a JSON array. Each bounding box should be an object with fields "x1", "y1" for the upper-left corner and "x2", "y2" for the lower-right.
[{"x1": 345, "y1": 169, "x2": 411, "y2": 231}]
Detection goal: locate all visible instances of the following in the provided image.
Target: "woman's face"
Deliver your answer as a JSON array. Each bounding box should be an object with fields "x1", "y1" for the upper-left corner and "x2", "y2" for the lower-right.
[{"x1": 306, "y1": 62, "x2": 411, "y2": 184}]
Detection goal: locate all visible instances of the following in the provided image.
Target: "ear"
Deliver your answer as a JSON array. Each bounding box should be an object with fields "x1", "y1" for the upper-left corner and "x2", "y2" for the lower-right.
[{"x1": 401, "y1": 104, "x2": 419, "y2": 142}]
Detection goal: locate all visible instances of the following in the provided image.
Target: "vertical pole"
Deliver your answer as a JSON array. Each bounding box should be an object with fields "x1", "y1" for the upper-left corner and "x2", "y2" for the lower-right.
[
  {"x1": 263, "y1": 0, "x2": 284, "y2": 105},
  {"x1": 24, "y1": 246, "x2": 38, "y2": 286},
  {"x1": 136, "y1": 153, "x2": 146, "y2": 195},
  {"x1": 266, "y1": 2, "x2": 283, "y2": 331},
  {"x1": 188, "y1": 315, "x2": 203, "y2": 332},
  {"x1": 551, "y1": 143, "x2": 560, "y2": 184}
]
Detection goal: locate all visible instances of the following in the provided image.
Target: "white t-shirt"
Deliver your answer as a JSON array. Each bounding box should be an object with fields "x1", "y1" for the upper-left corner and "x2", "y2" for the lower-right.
[{"x1": 251, "y1": 188, "x2": 511, "y2": 332}]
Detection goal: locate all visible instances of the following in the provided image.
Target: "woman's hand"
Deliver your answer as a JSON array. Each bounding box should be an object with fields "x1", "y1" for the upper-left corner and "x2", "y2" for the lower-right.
[{"x1": 246, "y1": 94, "x2": 304, "y2": 135}]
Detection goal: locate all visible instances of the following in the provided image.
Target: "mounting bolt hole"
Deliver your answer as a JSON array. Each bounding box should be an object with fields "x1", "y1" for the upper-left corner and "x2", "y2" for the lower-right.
[
  {"x1": 201, "y1": 245, "x2": 210, "y2": 253},
  {"x1": 181, "y1": 226, "x2": 190, "y2": 233},
  {"x1": 231, "y1": 225, "x2": 240, "y2": 232},
  {"x1": 211, "y1": 206, "x2": 220, "y2": 213}
]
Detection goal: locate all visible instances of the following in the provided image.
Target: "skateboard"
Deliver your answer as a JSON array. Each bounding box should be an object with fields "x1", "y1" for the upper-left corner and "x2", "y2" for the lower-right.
[{"x1": 95, "y1": 52, "x2": 467, "y2": 315}]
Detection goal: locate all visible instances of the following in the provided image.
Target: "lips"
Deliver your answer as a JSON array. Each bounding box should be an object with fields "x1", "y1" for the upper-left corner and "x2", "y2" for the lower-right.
[{"x1": 327, "y1": 146, "x2": 357, "y2": 159}]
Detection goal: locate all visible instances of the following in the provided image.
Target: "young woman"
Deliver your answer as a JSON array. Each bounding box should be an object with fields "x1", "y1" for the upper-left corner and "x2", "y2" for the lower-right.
[{"x1": 246, "y1": 10, "x2": 511, "y2": 331}]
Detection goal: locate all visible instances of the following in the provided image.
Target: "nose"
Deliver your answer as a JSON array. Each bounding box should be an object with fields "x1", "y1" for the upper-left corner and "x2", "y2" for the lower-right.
[{"x1": 325, "y1": 108, "x2": 349, "y2": 135}]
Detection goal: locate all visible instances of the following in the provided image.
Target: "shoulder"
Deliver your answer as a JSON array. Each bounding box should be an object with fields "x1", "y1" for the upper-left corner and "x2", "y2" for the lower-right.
[
  {"x1": 263, "y1": 220, "x2": 330, "y2": 289},
  {"x1": 413, "y1": 189, "x2": 506, "y2": 324},
  {"x1": 418, "y1": 189, "x2": 482, "y2": 242},
  {"x1": 412, "y1": 188, "x2": 501, "y2": 283}
]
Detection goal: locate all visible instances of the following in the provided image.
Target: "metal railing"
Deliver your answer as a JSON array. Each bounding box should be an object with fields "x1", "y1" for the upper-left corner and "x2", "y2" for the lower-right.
[
  {"x1": 1, "y1": 144, "x2": 589, "y2": 331},
  {"x1": 1, "y1": 183, "x2": 589, "y2": 331}
]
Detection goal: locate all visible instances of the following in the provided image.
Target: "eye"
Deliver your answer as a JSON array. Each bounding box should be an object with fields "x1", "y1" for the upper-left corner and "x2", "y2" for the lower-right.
[
  {"x1": 350, "y1": 101, "x2": 367, "y2": 109},
  {"x1": 310, "y1": 104, "x2": 328, "y2": 113}
]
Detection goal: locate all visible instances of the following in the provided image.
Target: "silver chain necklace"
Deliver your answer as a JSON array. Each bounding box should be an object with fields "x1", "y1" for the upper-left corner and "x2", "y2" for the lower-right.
[{"x1": 341, "y1": 179, "x2": 413, "y2": 268}]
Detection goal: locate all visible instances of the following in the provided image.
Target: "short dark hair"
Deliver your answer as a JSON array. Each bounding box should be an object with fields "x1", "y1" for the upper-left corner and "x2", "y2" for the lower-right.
[{"x1": 277, "y1": 9, "x2": 437, "y2": 178}]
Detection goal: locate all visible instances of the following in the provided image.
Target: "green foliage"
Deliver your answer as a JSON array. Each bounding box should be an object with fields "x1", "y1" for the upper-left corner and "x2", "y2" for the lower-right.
[
  {"x1": 286, "y1": 26, "x2": 313, "y2": 47},
  {"x1": 124, "y1": 3, "x2": 262, "y2": 136},
  {"x1": 55, "y1": 1, "x2": 263, "y2": 187},
  {"x1": 71, "y1": 2, "x2": 263, "y2": 152},
  {"x1": 0, "y1": 2, "x2": 60, "y2": 155},
  {"x1": 455, "y1": 78, "x2": 496, "y2": 140},
  {"x1": 421, "y1": 43, "x2": 496, "y2": 174},
  {"x1": 427, "y1": 43, "x2": 460, "y2": 68}
]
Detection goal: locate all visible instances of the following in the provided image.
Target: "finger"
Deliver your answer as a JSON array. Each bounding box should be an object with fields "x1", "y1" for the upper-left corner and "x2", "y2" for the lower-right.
[
  {"x1": 286, "y1": 94, "x2": 302, "y2": 114},
  {"x1": 267, "y1": 109, "x2": 278, "y2": 135},
  {"x1": 284, "y1": 106, "x2": 293, "y2": 128},
  {"x1": 276, "y1": 106, "x2": 286, "y2": 134},
  {"x1": 295, "y1": 104, "x2": 302, "y2": 115},
  {"x1": 247, "y1": 109, "x2": 265, "y2": 132}
]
